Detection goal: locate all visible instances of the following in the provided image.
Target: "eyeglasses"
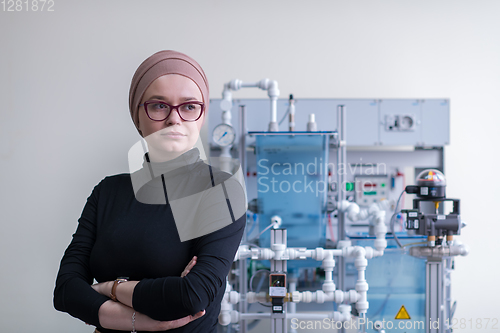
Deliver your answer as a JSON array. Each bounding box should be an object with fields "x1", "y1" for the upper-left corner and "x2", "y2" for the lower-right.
[{"x1": 140, "y1": 100, "x2": 205, "y2": 122}]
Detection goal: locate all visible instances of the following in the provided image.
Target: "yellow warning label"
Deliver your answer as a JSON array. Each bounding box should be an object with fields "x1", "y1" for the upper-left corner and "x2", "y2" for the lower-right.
[{"x1": 395, "y1": 305, "x2": 411, "y2": 320}]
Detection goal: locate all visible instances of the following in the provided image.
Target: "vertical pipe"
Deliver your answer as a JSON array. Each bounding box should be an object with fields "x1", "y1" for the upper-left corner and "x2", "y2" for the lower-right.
[
  {"x1": 342, "y1": 106, "x2": 347, "y2": 218},
  {"x1": 238, "y1": 256, "x2": 247, "y2": 333},
  {"x1": 269, "y1": 97, "x2": 279, "y2": 131},
  {"x1": 444, "y1": 258, "x2": 452, "y2": 333},
  {"x1": 427, "y1": 260, "x2": 444, "y2": 333},
  {"x1": 337, "y1": 105, "x2": 347, "y2": 239},
  {"x1": 336, "y1": 105, "x2": 347, "y2": 333},
  {"x1": 220, "y1": 110, "x2": 233, "y2": 173},
  {"x1": 238, "y1": 104, "x2": 248, "y2": 333},
  {"x1": 239, "y1": 105, "x2": 247, "y2": 200},
  {"x1": 270, "y1": 229, "x2": 287, "y2": 333},
  {"x1": 288, "y1": 280, "x2": 297, "y2": 333},
  {"x1": 359, "y1": 312, "x2": 366, "y2": 333},
  {"x1": 288, "y1": 95, "x2": 295, "y2": 132},
  {"x1": 271, "y1": 98, "x2": 277, "y2": 123}
]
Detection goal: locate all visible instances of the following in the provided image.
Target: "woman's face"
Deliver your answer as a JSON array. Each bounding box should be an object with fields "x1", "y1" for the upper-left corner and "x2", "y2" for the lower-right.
[{"x1": 138, "y1": 74, "x2": 205, "y2": 161}]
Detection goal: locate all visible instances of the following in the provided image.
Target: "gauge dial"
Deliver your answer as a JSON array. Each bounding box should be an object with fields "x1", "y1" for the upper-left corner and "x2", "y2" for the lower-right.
[{"x1": 212, "y1": 123, "x2": 236, "y2": 147}]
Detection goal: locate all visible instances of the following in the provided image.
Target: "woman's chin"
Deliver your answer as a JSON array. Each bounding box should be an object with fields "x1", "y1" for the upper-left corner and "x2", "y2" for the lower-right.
[{"x1": 148, "y1": 144, "x2": 189, "y2": 158}]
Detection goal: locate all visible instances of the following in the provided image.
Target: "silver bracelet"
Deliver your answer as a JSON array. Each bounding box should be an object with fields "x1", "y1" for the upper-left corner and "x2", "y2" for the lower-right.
[{"x1": 131, "y1": 311, "x2": 137, "y2": 333}]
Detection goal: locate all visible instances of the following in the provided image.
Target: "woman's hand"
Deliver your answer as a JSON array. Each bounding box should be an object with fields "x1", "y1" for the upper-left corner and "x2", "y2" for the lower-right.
[
  {"x1": 91, "y1": 281, "x2": 113, "y2": 297},
  {"x1": 157, "y1": 310, "x2": 205, "y2": 330},
  {"x1": 93, "y1": 255, "x2": 202, "y2": 327},
  {"x1": 181, "y1": 256, "x2": 197, "y2": 277},
  {"x1": 99, "y1": 301, "x2": 205, "y2": 331}
]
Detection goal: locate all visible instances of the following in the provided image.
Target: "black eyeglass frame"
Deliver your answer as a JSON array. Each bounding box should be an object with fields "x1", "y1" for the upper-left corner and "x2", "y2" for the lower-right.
[{"x1": 139, "y1": 100, "x2": 205, "y2": 122}]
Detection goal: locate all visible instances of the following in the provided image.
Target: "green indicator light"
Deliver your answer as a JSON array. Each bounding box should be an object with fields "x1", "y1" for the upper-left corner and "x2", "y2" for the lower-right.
[
  {"x1": 364, "y1": 191, "x2": 377, "y2": 195},
  {"x1": 346, "y1": 182, "x2": 354, "y2": 191},
  {"x1": 381, "y1": 183, "x2": 386, "y2": 187}
]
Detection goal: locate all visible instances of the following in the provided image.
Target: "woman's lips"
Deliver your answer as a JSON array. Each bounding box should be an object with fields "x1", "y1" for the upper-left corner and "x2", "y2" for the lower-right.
[{"x1": 160, "y1": 131, "x2": 185, "y2": 138}]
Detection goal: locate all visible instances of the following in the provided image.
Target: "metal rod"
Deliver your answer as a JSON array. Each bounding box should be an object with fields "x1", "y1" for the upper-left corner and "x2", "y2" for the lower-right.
[
  {"x1": 239, "y1": 105, "x2": 247, "y2": 195},
  {"x1": 239, "y1": 312, "x2": 348, "y2": 320},
  {"x1": 427, "y1": 259, "x2": 444, "y2": 333},
  {"x1": 238, "y1": 106, "x2": 248, "y2": 333},
  {"x1": 336, "y1": 105, "x2": 347, "y2": 333},
  {"x1": 288, "y1": 313, "x2": 331, "y2": 320},
  {"x1": 445, "y1": 258, "x2": 452, "y2": 333},
  {"x1": 248, "y1": 131, "x2": 334, "y2": 136},
  {"x1": 238, "y1": 257, "x2": 248, "y2": 333},
  {"x1": 270, "y1": 229, "x2": 287, "y2": 333},
  {"x1": 337, "y1": 105, "x2": 347, "y2": 240}
]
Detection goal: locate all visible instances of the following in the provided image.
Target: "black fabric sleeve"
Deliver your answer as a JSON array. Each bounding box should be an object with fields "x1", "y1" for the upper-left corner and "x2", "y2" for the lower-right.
[
  {"x1": 53, "y1": 181, "x2": 109, "y2": 328},
  {"x1": 132, "y1": 214, "x2": 245, "y2": 321}
]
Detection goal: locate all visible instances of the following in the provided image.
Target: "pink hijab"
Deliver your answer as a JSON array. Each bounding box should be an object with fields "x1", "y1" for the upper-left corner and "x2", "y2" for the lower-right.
[{"x1": 128, "y1": 50, "x2": 209, "y2": 136}]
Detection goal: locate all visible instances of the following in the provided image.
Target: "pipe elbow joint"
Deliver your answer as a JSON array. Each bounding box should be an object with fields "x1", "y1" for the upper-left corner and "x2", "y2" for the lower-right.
[
  {"x1": 219, "y1": 312, "x2": 231, "y2": 326},
  {"x1": 267, "y1": 81, "x2": 280, "y2": 98},
  {"x1": 257, "y1": 78, "x2": 270, "y2": 90},
  {"x1": 353, "y1": 246, "x2": 366, "y2": 258},
  {"x1": 338, "y1": 304, "x2": 352, "y2": 322},
  {"x1": 229, "y1": 79, "x2": 242, "y2": 91},
  {"x1": 358, "y1": 209, "x2": 369, "y2": 220},
  {"x1": 338, "y1": 200, "x2": 351, "y2": 212}
]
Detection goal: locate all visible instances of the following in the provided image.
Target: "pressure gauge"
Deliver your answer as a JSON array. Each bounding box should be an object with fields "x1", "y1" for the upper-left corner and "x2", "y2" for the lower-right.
[{"x1": 212, "y1": 123, "x2": 236, "y2": 147}]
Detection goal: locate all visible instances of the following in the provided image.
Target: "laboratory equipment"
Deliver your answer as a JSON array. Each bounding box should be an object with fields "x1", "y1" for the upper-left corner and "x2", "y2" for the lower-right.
[{"x1": 207, "y1": 83, "x2": 468, "y2": 333}]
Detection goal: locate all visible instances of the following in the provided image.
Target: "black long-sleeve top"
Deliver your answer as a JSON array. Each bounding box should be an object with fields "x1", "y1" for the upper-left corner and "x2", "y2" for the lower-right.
[{"x1": 54, "y1": 149, "x2": 246, "y2": 332}]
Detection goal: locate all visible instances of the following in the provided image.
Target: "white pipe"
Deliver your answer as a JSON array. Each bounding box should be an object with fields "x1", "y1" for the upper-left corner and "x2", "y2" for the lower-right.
[
  {"x1": 238, "y1": 313, "x2": 271, "y2": 320},
  {"x1": 353, "y1": 247, "x2": 369, "y2": 315},
  {"x1": 268, "y1": 80, "x2": 279, "y2": 128},
  {"x1": 338, "y1": 200, "x2": 389, "y2": 223},
  {"x1": 321, "y1": 250, "x2": 336, "y2": 293},
  {"x1": 232, "y1": 311, "x2": 351, "y2": 322},
  {"x1": 235, "y1": 246, "x2": 347, "y2": 261},
  {"x1": 218, "y1": 96, "x2": 234, "y2": 172},
  {"x1": 373, "y1": 211, "x2": 388, "y2": 252},
  {"x1": 219, "y1": 282, "x2": 235, "y2": 326},
  {"x1": 230, "y1": 288, "x2": 361, "y2": 306},
  {"x1": 221, "y1": 78, "x2": 280, "y2": 132},
  {"x1": 289, "y1": 313, "x2": 330, "y2": 320},
  {"x1": 246, "y1": 292, "x2": 267, "y2": 303},
  {"x1": 289, "y1": 280, "x2": 297, "y2": 333},
  {"x1": 234, "y1": 241, "x2": 388, "y2": 316},
  {"x1": 338, "y1": 200, "x2": 388, "y2": 254},
  {"x1": 289, "y1": 281, "x2": 297, "y2": 312}
]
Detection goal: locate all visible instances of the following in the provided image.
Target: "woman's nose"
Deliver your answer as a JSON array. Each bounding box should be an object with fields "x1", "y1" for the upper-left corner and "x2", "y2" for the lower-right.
[{"x1": 165, "y1": 107, "x2": 183, "y2": 125}]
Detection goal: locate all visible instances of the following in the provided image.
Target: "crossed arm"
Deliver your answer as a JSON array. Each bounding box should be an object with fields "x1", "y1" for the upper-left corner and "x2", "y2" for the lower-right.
[
  {"x1": 91, "y1": 257, "x2": 204, "y2": 331},
  {"x1": 53, "y1": 182, "x2": 208, "y2": 331},
  {"x1": 54, "y1": 175, "x2": 245, "y2": 331}
]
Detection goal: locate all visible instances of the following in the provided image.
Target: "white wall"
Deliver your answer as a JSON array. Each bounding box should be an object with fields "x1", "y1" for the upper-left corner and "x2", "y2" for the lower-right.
[{"x1": 1, "y1": 0, "x2": 498, "y2": 332}]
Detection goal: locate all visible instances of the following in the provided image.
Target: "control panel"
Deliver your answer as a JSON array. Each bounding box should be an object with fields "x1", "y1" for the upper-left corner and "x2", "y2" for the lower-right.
[{"x1": 355, "y1": 175, "x2": 389, "y2": 206}]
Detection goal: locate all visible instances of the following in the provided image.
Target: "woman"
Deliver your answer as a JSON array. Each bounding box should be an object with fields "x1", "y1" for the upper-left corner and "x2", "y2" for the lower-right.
[{"x1": 54, "y1": 50, "x2": 246, "y2": 332}]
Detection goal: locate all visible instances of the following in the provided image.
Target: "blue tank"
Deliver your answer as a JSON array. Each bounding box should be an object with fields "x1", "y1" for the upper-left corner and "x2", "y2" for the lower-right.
[{"x1": 254, "y1": 133, "x2": 330, "y2": 268}]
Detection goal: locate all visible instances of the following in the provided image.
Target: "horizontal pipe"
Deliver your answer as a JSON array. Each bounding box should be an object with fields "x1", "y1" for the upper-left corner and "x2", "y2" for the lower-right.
[{"x1": 239, "y1": 312, "x2": 335, "y2": 320}]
